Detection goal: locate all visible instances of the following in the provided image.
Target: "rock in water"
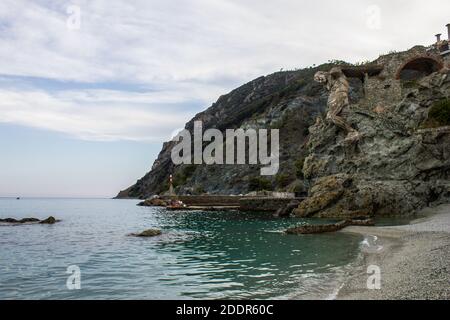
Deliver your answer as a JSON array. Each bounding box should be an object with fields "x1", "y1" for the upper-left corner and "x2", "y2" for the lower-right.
[
  {"x1": 274, "y1": 200, "x2": 301, "y2": 217},
  {"x1": 0, "y1": 218, "x2": 19, "y2": 223},
  {"x1": 19, "y1": 218, "x2": 40, "y2": 223},
  {"x1": 286, "y1": 218, "x2": 375, "y2": 234},
  {"x1": 286, "y1": 220, "x2": 350, "y2": 235},
  {"x1": 39, "y1": 216, "x2": 57, "y2": 224},
  {"x1": 137, "y1": 198, "x2": 168, "y2": 207},
  {"x1": 1, "y1": 217, "x2": 57, "y2": 224},
  {"x1": 129, "y1": 229, "x2": 162, "y2": 237}
]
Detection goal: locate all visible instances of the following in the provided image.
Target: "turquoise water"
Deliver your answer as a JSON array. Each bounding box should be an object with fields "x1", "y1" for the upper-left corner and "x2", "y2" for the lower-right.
[{"x1": 0, "y1": 198, "x2": 362, "y2": 300}]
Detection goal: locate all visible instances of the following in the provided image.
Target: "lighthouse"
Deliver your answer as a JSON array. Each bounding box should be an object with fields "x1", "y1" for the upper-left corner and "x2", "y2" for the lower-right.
[{"x1": 169, "y1": 174, "x2": 175, "y2": 196}]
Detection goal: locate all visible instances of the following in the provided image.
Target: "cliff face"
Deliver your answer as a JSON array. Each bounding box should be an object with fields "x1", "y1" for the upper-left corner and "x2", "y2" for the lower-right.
[
  {"x1": 295, "y1": 46, "x2": 450, "y2": 217},
  {"x1": 119, "y1": 45, "x2": 450, "y2": 217},
  {"x1": 119, "y1": 64, "x2": 353, "y2": 198}
]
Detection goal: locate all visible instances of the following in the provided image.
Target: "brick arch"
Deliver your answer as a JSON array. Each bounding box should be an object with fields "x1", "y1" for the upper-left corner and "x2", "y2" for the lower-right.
[{"x1": 395, "y1": 55, "x2": 444, "y2": 80}]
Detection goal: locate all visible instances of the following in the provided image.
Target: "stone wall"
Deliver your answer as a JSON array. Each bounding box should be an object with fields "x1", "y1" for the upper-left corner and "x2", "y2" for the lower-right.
[
  {"x1": 363, "y1": 77, "x2": 402, "y2": 108},
  {"x1": 375, "y1": 46, "x2": 443, "y2": 77},
  {"x1": 239, "y1": 197, "x2": 303, "y2": 212},
  {"x1": 245, "y1": 191, "x2": 295, "y2": 198},
  {"x1": 358, "y1": 46, "x2": 447, "y2": 111},
  {"x1": 162, "y1": 195, "x2": 243, "y2": 206}
]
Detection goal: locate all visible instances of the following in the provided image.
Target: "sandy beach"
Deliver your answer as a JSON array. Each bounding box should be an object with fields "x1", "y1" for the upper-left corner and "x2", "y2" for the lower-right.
[{"x1": 337, "y1": 204, "x2": 450, "y2": 300}]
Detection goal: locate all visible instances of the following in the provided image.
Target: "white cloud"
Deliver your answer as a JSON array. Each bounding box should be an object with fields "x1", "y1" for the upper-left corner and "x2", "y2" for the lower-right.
[
  {"x1": 0, "y1": 88, "x2": 200, "y2": 141},
  {"x1": 0, "y1": 0, "x2": 449, "y2": 141},
  {"x1": 2, "y1": 0, "x2": 448, "y2": 83}
]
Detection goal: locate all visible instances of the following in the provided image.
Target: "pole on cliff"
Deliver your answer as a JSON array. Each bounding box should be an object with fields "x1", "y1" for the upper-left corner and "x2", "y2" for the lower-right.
[{"x1": 169, "y1": 174, "x2": 175, "y2": 197}]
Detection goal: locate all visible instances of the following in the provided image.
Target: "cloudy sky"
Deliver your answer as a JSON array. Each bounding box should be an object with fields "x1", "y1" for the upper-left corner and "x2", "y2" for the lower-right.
[{"x1": 0, "y1": 0, "x2": 449, "y2": 197}]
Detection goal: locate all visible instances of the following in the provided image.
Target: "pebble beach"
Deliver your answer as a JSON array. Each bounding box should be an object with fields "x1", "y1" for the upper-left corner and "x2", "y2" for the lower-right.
[{"x1": 337, "y1": 204, "x2": 450, "y2": 300}]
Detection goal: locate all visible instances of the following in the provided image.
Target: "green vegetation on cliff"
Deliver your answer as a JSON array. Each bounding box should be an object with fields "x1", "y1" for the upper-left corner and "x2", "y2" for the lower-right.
[{"x1": 424, "y1": 99, "x2": 450, "y2": 127}]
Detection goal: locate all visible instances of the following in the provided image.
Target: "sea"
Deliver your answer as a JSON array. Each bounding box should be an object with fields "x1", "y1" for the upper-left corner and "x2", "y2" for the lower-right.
[{"x1": 0, "y1": 197, "x2": 368, "y2": 300}]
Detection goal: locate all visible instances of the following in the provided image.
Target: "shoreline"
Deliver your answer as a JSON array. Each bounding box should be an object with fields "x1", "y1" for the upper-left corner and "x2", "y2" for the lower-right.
[{"x1": 335, "y1": 204, "x2": 450, "y2": 300}]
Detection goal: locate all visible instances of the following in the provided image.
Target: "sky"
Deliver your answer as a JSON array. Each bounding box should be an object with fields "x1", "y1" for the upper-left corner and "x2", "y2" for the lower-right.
[{"x1": 0, "y1": 0, "x2": 449, "y2": 197}]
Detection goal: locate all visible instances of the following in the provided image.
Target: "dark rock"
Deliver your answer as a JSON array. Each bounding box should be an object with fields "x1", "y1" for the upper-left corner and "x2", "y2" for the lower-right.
[
  {"x1": 1, "y1": 217, "x2": 59, "y2": 225},
  {"x1": 274, "y1": 200, "x2": 301, "y2": 217},
  {"x1": 39, "y1": 216, "x2": 57, "y2": 224},
  {"x1": 0, "y1": 218, "x2": 19, "y2": 223},
  {"x1": 286, "y1": 218, "x2": 375, "y2": 235},
  {"x1": 137, "y1": 198, "x2": 168, "y2": 207},
  {"x1": 19, "y1": 218, "x2": 40, "y2": 223},
  {"x1": 286, "y1": 220, "x2": 350, "y2": 235},
  {"x1": 293, "y1": 173, "x2": 426, "y2": 218},
  {"x1": 129, "y1": 229, "x2": 162, "y2": 237},
  {"x1": 274, "y1": 208, "x2": 283, "y2": 217}
]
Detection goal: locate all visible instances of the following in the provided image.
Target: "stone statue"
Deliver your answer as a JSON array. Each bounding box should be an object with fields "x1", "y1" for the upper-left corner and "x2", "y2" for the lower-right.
[{"x1": 314, "y1": 67, "x2": 360, "y2": 142}]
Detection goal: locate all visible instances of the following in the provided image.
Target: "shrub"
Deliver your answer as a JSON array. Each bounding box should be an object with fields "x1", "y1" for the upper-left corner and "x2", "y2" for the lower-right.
[
  {"x1": 294, "y1": 157, "x2": 305, "y2": 179},
  {"x1": 288, "y1": 180, "x2": 307, "y2": 195},
  {"x1": 193, "y1": 185, "x2": 206, "y2": 195},
  {"x1": 182, "y1": 165, "x2": 197, "y2": 177},
  {"x1": 276, "y1": 173, "x2": 293, "y2": 189},
  {"x1": 248, "y1": 177, "x2": 273, "y2": 191},
  {"x1": 173, "y1": 165, "x2": 197, "y2": 187},
  {"x1": 172, "y1": 172, "x2": 186, "y2": 187},
  {"x1": 302, "y1": 126, "x2": 310, "y2": 137},
  {"x1": 278, "y1": 79, "x2": 306, "y2": 99},
  {"x1": 155, "y1": 180, "x2": 169, "y2": 195},
  {"x1": 425, "y1": 99, "x2": 450, "y2": 127}
]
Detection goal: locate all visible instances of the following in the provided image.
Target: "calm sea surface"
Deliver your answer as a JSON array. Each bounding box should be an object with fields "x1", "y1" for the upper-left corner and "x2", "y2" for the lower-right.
[{"x1": 0, "y1": 198, "x2": 363, "y2": 300}]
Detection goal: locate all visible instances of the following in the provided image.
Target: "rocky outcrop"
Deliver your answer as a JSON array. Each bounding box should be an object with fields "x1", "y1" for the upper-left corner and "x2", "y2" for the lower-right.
[
  {"x1": 128, "y1": 229, "x2": 162, "y2": 237},
  {"x1": 117, "y1": 65, "x2": 347, "y2": 198},
  {"x1": 39, "y1": 216, "x2": 57, "y2": 224},
  {"x1": 274, "y1": 200, "x2": 301, "y2": 217},
  {"x1": 0, "y1": 217, "x2": 59, "y2": 225},
  {"x1": 1, "y1": 218, "x2": 36, "y2": 223},
  {"x1": 239, "y1": 197, "x2": 302, "y2": 212},
  {"x1": 297, "y1": 47, "x2": 450, "y2": 218},
  {"x1": 137, "y1": 198, "x2": 169, "y2": 207},
  {"x1": 286, "y1": 220, "x2": 350, "y2": 234},
  {"x1": 292, "y1": 174, "x2": 429, "y2": 218},
  {"x1": 19, "y1": 218, "x2": 41, "y2": 223},
  {"x1": 286, "y1": 218, "x2": 375, "y2": 235}
]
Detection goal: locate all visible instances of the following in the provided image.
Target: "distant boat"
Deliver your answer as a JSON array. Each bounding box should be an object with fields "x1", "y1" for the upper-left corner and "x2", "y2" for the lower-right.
[{"x1": 16, "y1": 197, "x2": 20, "y2": 200}]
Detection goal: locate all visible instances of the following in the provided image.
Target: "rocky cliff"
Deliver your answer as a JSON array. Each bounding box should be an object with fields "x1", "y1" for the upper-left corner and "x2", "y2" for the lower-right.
[
  {"x1": 295, "y1": 46, "x2": 450, "y2": 217},
  {"x1": 118, "y1": 64, "x2": 345, "y2": 198},
  {"x1": 118, "y1": 45, "x2": 450, "y2": 217}
]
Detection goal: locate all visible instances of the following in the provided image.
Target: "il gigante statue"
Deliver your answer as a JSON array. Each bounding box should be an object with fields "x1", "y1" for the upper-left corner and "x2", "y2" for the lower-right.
[{"x1": 314, "y1": 67, "x2": 360, "y2": 142}]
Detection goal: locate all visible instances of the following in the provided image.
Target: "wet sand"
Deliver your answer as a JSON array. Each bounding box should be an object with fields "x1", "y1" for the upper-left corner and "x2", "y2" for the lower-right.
[{"x1": 336, "y1": 204, "x2": 450, "y2": 300}]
